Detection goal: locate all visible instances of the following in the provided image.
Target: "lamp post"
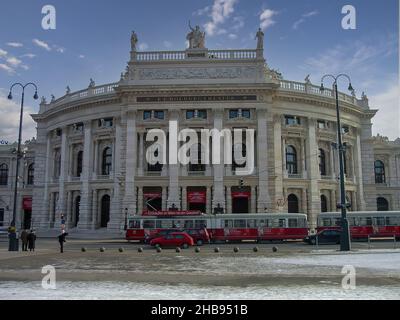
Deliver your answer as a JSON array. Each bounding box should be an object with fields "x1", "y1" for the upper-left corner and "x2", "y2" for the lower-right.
[
  {"x1": 124, "y1": 208, "x2": 128, "y2": 231},
  {"x1": 320, "y1": 74, "x2": 353, "y2": 251},
  {"x1": 7, "y1": 83, "x2": 39, "y2": 251}
]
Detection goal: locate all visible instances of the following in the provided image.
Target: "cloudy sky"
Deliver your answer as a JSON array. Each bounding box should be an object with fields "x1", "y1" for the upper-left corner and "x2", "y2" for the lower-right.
[{"x1": 0, "y1": 0, "x2": 398, "y2": 142}]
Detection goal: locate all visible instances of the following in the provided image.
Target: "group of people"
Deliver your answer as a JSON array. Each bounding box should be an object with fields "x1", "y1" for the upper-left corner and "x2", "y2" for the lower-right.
[{"x1": 19, "y1": 229, "x2": 36, "y2": 252}]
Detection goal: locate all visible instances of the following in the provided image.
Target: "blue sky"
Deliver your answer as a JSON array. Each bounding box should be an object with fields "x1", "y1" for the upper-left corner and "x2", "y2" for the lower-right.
[{"x1": 0, "y1": 0, "x2": 398, "y2": 141}]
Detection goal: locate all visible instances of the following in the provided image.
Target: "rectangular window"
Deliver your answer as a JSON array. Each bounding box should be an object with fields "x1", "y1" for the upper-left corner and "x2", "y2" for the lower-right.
[
  {"x1": 359, "y1": 217, "x2": 373, "y2": 226},
  {"x1": 342, "y1": 126, "x2": 350, "y2": 134},
  {"x1": 229, "y1": 109, "x2": 239, "y2": 119},
  {"x1": 285, "y1": 116, "x2": 300, "y2": 125},
  {"x1": 143, "y1": 111, "x2": 152, "y2": 120},
  {"x1": 143, "y1": 220, "x2": 155, "y2": 229},
  {"x1": 317, "y1": 120, "x2": 326, "y2": 129},
  {"x1": 129, "y1": 220, "x2": 141, "y2": 229},
  {"x1": 234, "y1": 220, "x2": 246, "y2": 228},
  {"x1": 184, "y1": 220, "x2": 194, "y2": 229},
  {"x1": 386, "y1": 217, "x2": 399, "y2": 226},
  {"x1": 186, "y1": 110, "x2": 195, "y2": 119},
  {"x1": 154, "y1": 111, "x2": 164, "y2": 120},
  {"x1": 322, "y1": 218, "x2": 332, "y2": 227},
  {"x1": 288, "y1": 218, "x2": 298, "y2": 228},
  {"x1": 374, "y1": 217, "x2": 385, "y2": 226},
  {"x1": 103, "y1": 118, "x2": 113, "y2": 127},
  {"x1": 224, "y1": 220, "x2": 234, "y2": 228},
  {"x1": 197, "y1": 110, "x2": 207, "y2": 119},
  {"x1": 194, "y1": 220, "x2": 207, "y2": 229},
  {"x1": 247, "y1": 219, "x2": 257, "y2": 228},
  {"x1": 241, "y1": 109, "x2": 251, "y2": 119},
  {"x1": 0, "y1": 208, "x2": 4, "y2": 226}
]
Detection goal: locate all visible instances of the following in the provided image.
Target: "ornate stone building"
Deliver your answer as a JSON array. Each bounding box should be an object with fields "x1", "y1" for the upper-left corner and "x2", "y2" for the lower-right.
[{"x1": 1, "y1": 28, "x2": 399, "y2": 232}]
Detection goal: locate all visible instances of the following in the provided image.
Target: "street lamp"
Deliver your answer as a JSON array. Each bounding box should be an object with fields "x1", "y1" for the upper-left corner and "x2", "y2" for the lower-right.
[
  {"x1": 124, "y1": 208, "x2": 128, "y2": 231},
  {"x1": 320, "y1": 74, "x2": 353, "y2": 251},
  {"x1": 7, "y1": 82, "x2": 39, "y2": 251}
]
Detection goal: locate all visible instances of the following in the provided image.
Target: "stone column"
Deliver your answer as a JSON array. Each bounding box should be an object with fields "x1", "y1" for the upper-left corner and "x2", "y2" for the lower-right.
[
  {"x1": 354, "y1": 132, "x2": 366, "y2": 210},
  {"x1": 251, "y1": 186, "x2": 257, "y2": 213},
  {"x1": 302, "y1": 189, "x2": 308, "y2": 214},
  {"x1": 138, "y1": 187, "x2": 144, "y2": 215},
  {"x1": 257, "y1": 109, "x2": 271, "y2": 212},
  {"x1": 124, "y1": 111, "x2": 138, "y2": 215},
  {"x1": 109, "y1": 119, "x2": 123, "y2": 231},
  {"x1": 91, "y1": 189, "x2": 98, "y2": 229},
  {"x1": 162, "y1": 187, "x2": 167, "y2": 211},
  {"x1": 226, "y1": 186, "x2": 232, "y2": 214},
  {"x1": 306, "y1": 118, "x2": 320, "y2": 229},
  {"x1": 38, "y1": 133, "x2": 51, "y2": 228},
  {"x1": 331, "y1": 189, "x2": 337, "y2": 211},
  {"x1": 330, "y1": 143, "x2": 336, "y2": 179},
  {"x1": 282, "y1": 137, "x2": 288, "y2": 178},
  {"x1": 49, "y1": 192, "x2": 55, "y2": 228},
  {"x1": 206, "y1": 187, "x2": 212, "y2": 214},
  {"x1": 66, "y1": 191, "x2": 72, "y2": 228},
  {"x1": 301, "y1": 138, "x2": 307, "y2": 178},
  {"x1": 93, "y1": 140, "x2": 98, "y2": 178},
  {"x1": 138, "y1": 132, "x2": 144, "y2": 176},
  {"x1": 273, "y1": 115, "x2": 284, "y2": 211},
  {"x1": 56, "y1": 127, "x2": 68, "y2": 225},
  {"x1": 182, "y1": 187, "x2": 187, "y2": 211},
  {"x1": 78, "y1": 121, "x2": 93, "y2": 229},
  {"x1": 167, "y1": 111, "x2": 180, "y2": 209}
]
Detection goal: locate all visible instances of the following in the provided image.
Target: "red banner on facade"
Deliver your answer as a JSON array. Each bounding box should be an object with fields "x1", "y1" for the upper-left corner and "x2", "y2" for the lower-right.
[
  {"x1": 143, "y1": 193, "x2": 162, "y2": 199},
  {"x1": 142, "y1": 210, "x2": 202, "y2": 217},
  {"x1": 23, "y1": 197, "x2": 32, "y2": 210},
  {"x1": 231, "y1": 192, "x2": 251, "y2": 199},
  {"x1": 187, "y1": 191, "x2": 206, "y2": 204}
]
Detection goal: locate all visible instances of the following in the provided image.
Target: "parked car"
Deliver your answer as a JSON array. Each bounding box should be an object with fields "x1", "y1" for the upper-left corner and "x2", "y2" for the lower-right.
[
  {"x1": 304, "y1": 229, "x2": 341, "y2": 245},
  {"x1": 144, "y1": 229, "x2": 176, "y2": 244},
  {"x1": 185, "y1": 229, "x2": 210, "y2": 246},
  {"x1": 150, "y1": 232, "x2": 194, "y2": 249}
]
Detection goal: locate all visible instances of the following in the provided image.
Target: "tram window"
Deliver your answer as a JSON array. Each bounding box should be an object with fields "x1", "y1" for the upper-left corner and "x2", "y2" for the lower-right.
[
  {"x1": 272, "y1": 219, "x2": 286, "y2": 228},
  {"x1": 224, "y1": 220, "x2": 234, "y2": 228},
  {"x1": 156, "y1": 220, "x2": 173, "y2": 229},
  {"x1": 322, "y1": 218, "x2": 332, "y2": 227},
  {"x1": 143, "y1": 220, "x2": 155, "y2": 229},
  {"x1": 173, "y1": 220, "x2": 184, "y2": 228},
  {"x1": 129, "y1": 220, "x2": 141, "y2": 229},
  {"x1": 184, "y1": 220, "x2": 194, "y2": 229},
  {"x1": 195, "y1": 220, "x2": 207, "y2": 229},
  {"x1": 348, "y1": 218, "x2": 357, "y2": 226},
  {"x1": 334, "y1": 218, "x2": 341, "y2": 226},
  {"x1": 234, "y1": 220, "x2": 246, "y2": 228},
  {"x1": 258, "y1": 219, "x2": 266, "y2": 227},
  {"x1": 359, "y1": 217, "x2": 373, "y2": 226},
  {"x1": 247, "y1": 219, "x2": 257, "y2": 228},
  {"x1": 298, "y1": 219, "x2": 307, "y2": 228},
  {"x1": 288, "y1": 218, "x2": 298, "y2": 228},
  {"x1": 374, "y1": 217, "x2": 385, "y2": 226},
  {"x1": 386, "y1": 217, "x2": 399, "y2": 226}
]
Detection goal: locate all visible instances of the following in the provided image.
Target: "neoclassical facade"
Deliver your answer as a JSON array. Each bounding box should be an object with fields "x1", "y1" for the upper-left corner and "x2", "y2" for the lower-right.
[{"x1": 1, "y1": 29, "x2": 399, "y2": 232}]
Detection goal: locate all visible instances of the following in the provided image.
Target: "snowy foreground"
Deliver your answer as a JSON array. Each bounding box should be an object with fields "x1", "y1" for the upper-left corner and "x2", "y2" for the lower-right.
[{"x1": 0, "y1": 250, "x2": 399, "y2": 300}]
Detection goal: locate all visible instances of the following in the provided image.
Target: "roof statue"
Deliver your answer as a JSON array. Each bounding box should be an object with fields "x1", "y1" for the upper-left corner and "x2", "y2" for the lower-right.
[
  {"x1": 186, "y1": 22, "x2": 205, "y2": 49},
  {"x1": 255, "y1": 28, "x2": 264, "y2": 50},
  {"x1": 131, "y1": 31, "x2": 138, "y2": 51},
  {"x1": 89, "y1": 78, "x2": 95, "y2": 88},
  {"x1": 66, "y1": 86, "x2": 71, "y2": 95},
  {"x1": 304, "y1": 74, "x2": 311, "y2": 84}
]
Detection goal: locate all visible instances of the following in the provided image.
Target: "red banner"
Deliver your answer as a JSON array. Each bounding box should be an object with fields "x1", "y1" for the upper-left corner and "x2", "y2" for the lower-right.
[
  {"x1": 142, "y1": 210, "x2": 202, "y2": 217},
  {"x1": 23, "y1": 197, "x2": 32, "y2": 210},
  {"x1": 187, "y1": 191, "x2": 206, "y2": 204},
  {"x1": 144, "y1": 193, "x2": 162, "y2": 199},
  {"x1": 232, "y1": 192, "x2": 251, "y2": 199}
]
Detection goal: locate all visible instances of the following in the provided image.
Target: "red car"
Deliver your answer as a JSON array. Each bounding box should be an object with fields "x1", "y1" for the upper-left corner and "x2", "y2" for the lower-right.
[
  {"x1": 185, "y1": 229, "x2": 210, "y2": 246},
  {"x1": 150, "y1": 232, "x2": 194, "y2": 249}
]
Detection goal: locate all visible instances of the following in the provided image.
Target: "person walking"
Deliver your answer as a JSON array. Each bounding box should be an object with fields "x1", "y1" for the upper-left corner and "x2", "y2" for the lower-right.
[
  {"x1": 58, "y1": 230, "x2": 68, "y2": 253},
  {"x1": 20, "y1": 229, "x2": 28, "y2": 251},
  {"x1": 27, "y1": 230, "x2": 36, "y2": 252}
]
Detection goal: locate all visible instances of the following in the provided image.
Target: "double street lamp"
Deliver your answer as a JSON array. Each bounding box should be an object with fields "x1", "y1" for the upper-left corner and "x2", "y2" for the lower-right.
[
  {"x1": 7, "y1": 82, "x2": 38, "y2": 251},
  {"x1": 320, "y1": 74, "x2": 353, "y2": 252}
]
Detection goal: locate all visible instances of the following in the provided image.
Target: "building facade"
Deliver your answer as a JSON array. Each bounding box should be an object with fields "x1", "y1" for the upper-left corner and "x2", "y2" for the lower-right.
[{"x1": 1, "y1": 29, "x2": 399, "y2": 232}]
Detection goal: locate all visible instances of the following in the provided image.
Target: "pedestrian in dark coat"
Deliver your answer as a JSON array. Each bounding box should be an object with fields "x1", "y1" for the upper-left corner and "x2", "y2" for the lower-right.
[
  {"x1": 58, "y1": 231, "x2": 68, "y2": 253},
  {"x1": 20, "y1": 229, "x2": 28, "y2": 251},
  {"x1": 27, "y1": 230, "x2": 36, "y2": 252}
]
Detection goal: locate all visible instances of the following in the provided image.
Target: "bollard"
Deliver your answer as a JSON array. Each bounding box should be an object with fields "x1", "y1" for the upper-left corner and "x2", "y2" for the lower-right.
[
  {"x1": 118, "y1": 247, "x2": 124, "y2": 253},
  {"x1": 253, "y1": 247, "x2": 258, "y2": 253},
  {"x1": 233, "y1": 247, "x2": 239, "y2": 253},
  {"x1": 272, "y1": 246, "x2": 278, "y2": 253},
  {"x1": 100, "y1": 247, "x2": 105, "y2": 252},
  {"x1": 195, "y1": 247, "x2": 200, "y2": 253},
  {"x1": 81, "y1": 247, "x2": 86, "y2": 252},
  {"x1": 137, "y1": 247, "x2": 143, "y2": 253},
  {"x1": 156, "y1": 247, "x2": 162, "y2": 253},
  {"x1": 176, "y1": 247, "x2": 181, "y2": 253},
  {"x1": 214, "y1": 247, "x2": 220, "y2": 253}
]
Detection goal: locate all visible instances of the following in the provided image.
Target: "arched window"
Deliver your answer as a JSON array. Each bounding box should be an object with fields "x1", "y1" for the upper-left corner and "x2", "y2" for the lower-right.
[
  {"x1": 76, "y1": 151, "x2": 83, "y2": 177},
  {"x1": 321, "y1": 195, "x2": 328, "y2": 213},
  {"x1": 374, "y1": 160, "x2": 386, "y2": 184},
  {"x1": 288, "y1": 194, "x2": 299, "y2": 213},
  {"x1": 319, "y1": 149, "x2": 326, "y2": 176},
  {"x1": 377, "y1": 197, "x2": 389, "y2": 211},
  {"x1": 102, "y1": 147, "x2": 112, "y2": 175},
  {"x1": 286, "y1": 145, "x2": 298, "y2": 174},
  {"x1": 27, "y1": 163, "x2": 34, "y2": 185},
  {"x1": 0, "y1": 164, "x2": 8, "y2": 186}
]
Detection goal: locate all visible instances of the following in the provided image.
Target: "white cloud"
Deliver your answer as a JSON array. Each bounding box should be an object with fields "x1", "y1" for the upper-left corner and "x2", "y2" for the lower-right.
[
  {"x1": 138, "y1": 43, "x2": 149, "y2": 51},
  {"x1": 0, "y1": 49, "x2": 8, "y2": 57},
  {"x1": 293, "y1": 10, "x2": 319, "y2": 30},
  {"x1": 163, "y1": 41, "x2": 172, "y2": 49},
  {"x1": 0, "y1": 90, "x2": 37, "y2": 143},
  {"x1": 79, "y1": 54, "x2": 85, "y2": 59},
  {"x1": 204, "y1": 0, "x2": 237, "y2": 36},
  {"x1": 228, "y1": 33, "x2": 237, "y2": 40},
  {"x1": 6, "y1": 56, "x2": 22, "y2": 67},
  {"x1": 6, "y1": 42, "x2": 23, "y2": 48},
  {"x1": 371, "y1": 84, "x2": 400, "y2": 140},
  {"x1": 193, "y1": 6, "x2": 210, "y2": 16},
  {"x1": 21, "y1": 53, "x2": 36, "y2": 59},
  {"x1": 0, "y1": 64, "x2": 15, "y2": 74},
  {"x1": 54, "y1": 46, "x2": 65, "y2": 53},
  {"x1": 32, "y1": 39, "x2": 51, "y2": 51},
  {"x1": 259, "y1": 9, "x2": 278, "y2": 31},
  {"x1": 232, "y1": 16, "x2": 244, "y2": 31},
  {"x1": 20, "y1": 65, "x2": 30, "y2": 71}
]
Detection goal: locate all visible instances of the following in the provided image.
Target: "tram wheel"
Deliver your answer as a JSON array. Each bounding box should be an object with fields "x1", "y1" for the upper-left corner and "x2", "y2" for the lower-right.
[{"x1": 182, "y1": 243, "x2": 189, "y2": 249}]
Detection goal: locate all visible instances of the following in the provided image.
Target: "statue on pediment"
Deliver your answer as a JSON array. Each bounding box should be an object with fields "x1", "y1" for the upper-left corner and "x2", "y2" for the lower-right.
[
  {"x1": 131, "y1": 31, "x2": 138, "y2": 51},
  {"x1": 187, "y1": 22, "x2": 205, "y2": 49},
  {"x1": 255, "y1": 28, "x2": 264, "y2": 50}
]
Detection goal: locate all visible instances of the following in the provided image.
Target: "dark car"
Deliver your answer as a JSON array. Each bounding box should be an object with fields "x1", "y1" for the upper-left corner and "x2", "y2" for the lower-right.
[{"x1": 304, "y1": 229, "x2": 341, "y2": 245}]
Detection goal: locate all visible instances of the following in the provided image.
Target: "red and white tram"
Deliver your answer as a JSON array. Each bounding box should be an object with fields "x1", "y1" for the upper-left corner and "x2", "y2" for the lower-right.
[
  {"x1": 317, "y1": 211, "x2": 400, "y2": 239},
  {"x1": 126, "y1": 211, "x2": 308, "y2": 242}
]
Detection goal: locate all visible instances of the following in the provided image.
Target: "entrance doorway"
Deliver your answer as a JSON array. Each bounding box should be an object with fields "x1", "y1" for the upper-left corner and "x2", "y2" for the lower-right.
[
  {"x1": 100, "y1": 195, "x2": 110, "y2": 228},
  {"x1": 231, "y1": 187, "x2": 250, "y2": 214},
  {"x1": 143, "y1": 187, "x2": 162, "y2": 212},
  {"x1": 288, "y1": 194, "x2": 299, "y2": 213},
  {"x1": 187, "y1": 187, "x2": 207, "y2": 213},
  {"x1": 23, "y1": 210, "x2": 32, "y2": 230},
  {"x1": 74, "y1": 196, "x2": 81, "y2": 227}
]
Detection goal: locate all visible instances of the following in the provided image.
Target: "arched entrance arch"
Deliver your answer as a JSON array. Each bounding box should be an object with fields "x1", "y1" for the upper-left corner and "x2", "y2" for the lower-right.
[
  {"x1": 288, "y1": 194, "x2": 299, "y2": 213},
  {"x1": 377, "y1": 197, "x2": 389, "y2": 211}
]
